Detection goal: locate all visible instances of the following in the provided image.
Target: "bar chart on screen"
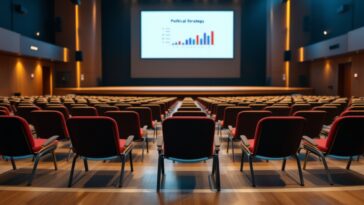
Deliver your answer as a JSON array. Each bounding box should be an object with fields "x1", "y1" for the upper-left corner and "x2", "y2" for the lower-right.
[{"x1": 141, "y1": 11, "x2": 233, "y2": 59}]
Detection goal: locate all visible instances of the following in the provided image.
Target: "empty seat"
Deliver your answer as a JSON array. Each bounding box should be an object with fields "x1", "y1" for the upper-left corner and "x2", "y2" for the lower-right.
[
  {"x1": 157, "y1": 117, "x2": 220, "y2": 191},
  {"x1": 264, "y1": 106, "x2": 291, "y2": 116},
  {"x1": 303, "y1": 116, "x2": 364, "y2": 184},
  {"x1": 0, "y1": 116, "x2": 58, "y2": 185},
  {"x1": 67, "y1": 116, "x2": 134, "y2": 187},
  {"x1": 240, "y1": 117, "x2": 306, "y2": 187},
  {"x1": 313, "y1": 106, "x2": 340, "y2": 125},
  {"x1": 96, "y1": 106, "x2": 119, "y2": 116},
  {"x1": 172, "y1": 111, "x2": 207, "y2": 117},
  {"x1": 15, "y1": 106, "x2": 41, "y2": 123},
  {"x1": 294, "y1": 111, "x2": 326, "y2": 139}
]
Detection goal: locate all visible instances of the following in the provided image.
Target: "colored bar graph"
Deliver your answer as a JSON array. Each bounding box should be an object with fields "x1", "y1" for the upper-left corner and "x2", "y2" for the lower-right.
[{"x1": 172, "y1": 31, "x2": 215, "y2": 46}]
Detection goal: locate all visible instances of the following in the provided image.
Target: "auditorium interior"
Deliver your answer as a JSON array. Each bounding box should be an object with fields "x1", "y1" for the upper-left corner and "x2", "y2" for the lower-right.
[{"x1": 1, "y1": 0, "x2": 364, "y2": 204}]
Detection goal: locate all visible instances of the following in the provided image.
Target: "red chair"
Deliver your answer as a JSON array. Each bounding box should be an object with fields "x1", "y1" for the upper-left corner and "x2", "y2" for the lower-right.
[
  {"x1": 67, "y1": 117, "x2": 134, "y2": 187},
  {"x1": 15, "y1": 106, "x2": 41, "y2": 123},
  {"x1": 46, "y1": 105, "x2": 70, "y2": 120},
  {"x1": 127, "y1": 107, "x2": 156, "y2": 138},
  {"x1": 0, "y1": 116, "x2": 58, "y2": 185},
  {"x1": 313, "y1": 106, "x2": 340, "y2": 125},
  {"x1": 71, "y1": 106, "x2": 98, "y2": 116},
  {"x1": 115, "y1": 103, "x2": 132, "y2": 110},
  {"x1": 303, "y1": 116, "x2": 364, "y2": 185},
  {"x1": 227, "y1": 111, "x2": 272, "y2": 161},
  {"x1": 293, "y1": 111, "x2": 326, "y2": 139},
  {"x1": 240, "y1": 117, "x2": 306, "y2": 187},
  {"x1": 105, "y1": 111, "x2": 148, "y2": 160},
  {"x1": 142, "y1": 104, "x2": 163, "y2": 122},
  {"x1": 157, "y1": 117, "x2": 220, "y2": 191},
  {"x1": 178, "y1": 107, "x2": 201, "y2": 111},
  {"x1": 220, "y1": 106, "x2": 251, "y2": 132},
  {"x1": 290, "y1": 104, "x2": 312, "y2": 115},
  {"x1": 31, "y1": 110, "x2": 70, "y2": 140},
  {"x1": 0, "y1": 106, "x2": 10, "y2": 114}
]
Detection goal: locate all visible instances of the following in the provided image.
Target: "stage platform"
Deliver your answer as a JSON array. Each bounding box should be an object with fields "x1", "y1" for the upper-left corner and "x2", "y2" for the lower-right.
[{"x1": 54, "y1": 86, "x2": 314, "y2": 96}]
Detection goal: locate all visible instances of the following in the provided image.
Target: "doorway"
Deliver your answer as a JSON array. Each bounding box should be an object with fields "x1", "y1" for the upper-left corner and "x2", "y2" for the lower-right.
[
  {"x1": 42, "y1": 66, "x2": 52, "y2": 95},
  {"x1": 338, "y1": 62, "x2": 352, "y2": 98}
]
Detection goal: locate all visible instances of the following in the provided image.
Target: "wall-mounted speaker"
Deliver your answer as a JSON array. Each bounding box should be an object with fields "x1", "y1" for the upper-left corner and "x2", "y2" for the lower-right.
[
  {"x1": 284, "y1": 50, "x2": 291, "y2": 62},
  {"x1": 14, "y1": 4, "x2": 28, "y2": 15},
  {"x1": 75, "y1": 51, "x2": 83, "y2": 62},
  {"x1": 55, "y1": 17, "x2": 62, "y2": 32},
  {"x1": 71, "y1": 0, "x2": 81, "y2": 5}
]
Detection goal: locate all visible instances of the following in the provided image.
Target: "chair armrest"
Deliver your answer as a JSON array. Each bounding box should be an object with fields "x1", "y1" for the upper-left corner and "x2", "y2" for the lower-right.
[
  {"x1": 42, "y1": 135, "x2": 59, "y2": 147},
  {"x1": 240, "y1": 135, "x2": 250, "y2": 147},
  {"x1": 125, "y1": 135, "x2": 134, "y2": 147},
  {"x1": 302, "y1": 136, "x2": 317, "y2": 146}
]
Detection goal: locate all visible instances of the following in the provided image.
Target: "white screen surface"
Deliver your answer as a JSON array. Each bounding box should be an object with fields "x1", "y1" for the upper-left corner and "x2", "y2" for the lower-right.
[{"x1": 141, "y1": 11, "x2": 234, "y2": 59}]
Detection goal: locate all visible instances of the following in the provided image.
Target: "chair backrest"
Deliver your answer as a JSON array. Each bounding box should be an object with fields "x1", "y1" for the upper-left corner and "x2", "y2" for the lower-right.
[
  {"x1": 46, "y1": 106, "x2": 70, "y2": 119},
  {"x1": 15, "y1": 106, "x2": 41, "y2": 123},
  {"x1": 253, "y1": 117, "x2": 305, "y2": 158},
  {"x1": 222, "y1": 106, "x2": 251, "y2": 128},
  {"x1": 126, "y1": 107, "x2": 154, "y2": 128},
  {"x1": 142, "y1": 104, "x2": 162, "y2": 121},
  {"x1": 215, "y1": 104, "x2": 234, "y2": 121},
  {"x1": 71, "y1": 106, "x2": 98, "y2": 116},
  {"x1": 340, "y1": 110, "x2": 364, "y2": 117},
  {"x1": 104, "y1": 111, "x2": 143, "y2": 140},
  {"x1": 264, "y1": 106, "x2": 291, "y2": 116},
  {"x1": 0, "y1": 116, "x2": 35, "y2": 156},
  {"x1": 31, "y1": 110, "x2": 69, "y2": 140},
  {"x1": 67, "y1": 117, "x2": 121, "y2": 158},
  {"x1": 293, "y1": 110, "x2": 326, "y2": 139},
  {"x1": 96, "y1": 106, "x2": 119, "y2": 116},
  {"x1": 313, "y1": 106, "x2": 340, "y2": 125},
  {"x1": 0, "y1": 103, "x2": 13, "y2": 112},
  {"x1": 234, "y1": 111, "x2": 272, "y2": 139},
  {"x1": 162, "y1": 117, "x2": 215, "y2": 159},
  {"x1": 325, "y1": 116, "x2": 364, "y2": 156},
  {"x1": 172, "y1": 111, "x2": 207, "y2": 117},
  {"x1": 290, "y1": 104, "x2": 312, "y2": 115}
]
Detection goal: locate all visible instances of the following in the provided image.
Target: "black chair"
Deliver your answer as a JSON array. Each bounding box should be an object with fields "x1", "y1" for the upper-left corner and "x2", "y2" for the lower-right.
[
  {"x1": 157, "y1": 117, "x2": 220, "y2": 191},
  {"x1": 302, "y1": 116, "x2": 364, "y2": 185},
  {"x1": 172, "y1": 111, "x2": 207, "y2": 117},
  {"x1": 71, "y1": 106, "x2": 98, "y2": 116},
  {"x1": 240, "y1": 117, "x2": 306, "y2": 187},
  {"x1": 293, "y1": 111, "x2": 326, "y2": 139},
  {"x1": 67, "y1": 116, "x2": 134, "y2": 187},
  {"x1": 0, "y1": 116, "x2": 58, "y2": 185}
]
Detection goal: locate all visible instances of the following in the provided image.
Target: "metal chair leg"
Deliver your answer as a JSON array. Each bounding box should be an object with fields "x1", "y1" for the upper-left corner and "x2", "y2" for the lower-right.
[
  {"x1": 52, "y1": 151, "x2": 58, "y2": 170},
  {"x1": 157, "y1": 155, "x2": 163, "y2": 192},
  {"x1": 28, "y1": 155, "x2": 41, "y2": 186},
  {"x1": 226, "y1": 138, "x2": 230, "y2": 154},
  {"x1": 129, "y1": 150, "x2": 134, "y2": 172},
  {"x1": 119, "y1": 155, "x2": 126, "y2": 187},
  {"x1": 68, "y1": 155, "x2": 78, "y2": 187},
  {"x1": 10, "y1": 157, "x2": 16, "y2": 170},
  {"x1": 248, "y1": 156, "x2": 256, "y2": 187},
  {"x1": 83, "y1": 158, "x2": 89, "y2": 172},
  {"x1": 321, "y1": 156, "x2": 333, "y2": 185},
  {"x1": 146, "y1": 137, "x2": 149, "y2": 153},
  {"x1": 346, "y1": 156, "x2": 353, "y2": 170},
  {"x1": 281, "y1": 159, "x2": 286, "y2": 171},
  {"x1": 215, "y1": 155, "x2": 221, "y2": 191},
  {"x1": 240, "y1": 151, "x2": 245, "y2": 172},
  {"x1": 294, "y1": 154, "x2": 304, "y2": 186}
]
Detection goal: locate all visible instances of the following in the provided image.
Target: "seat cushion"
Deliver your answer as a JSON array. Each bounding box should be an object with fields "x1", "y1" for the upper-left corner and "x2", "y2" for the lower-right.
[
  {"x1": 32, "y1": 138, "x2": 58, "y2": 152},
  {"x1": 314, "y1": 138, "x2": 329, "y2": 152},
  {"x1": 119, "y1": 139, "x2": 126, "y2": 152}
]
